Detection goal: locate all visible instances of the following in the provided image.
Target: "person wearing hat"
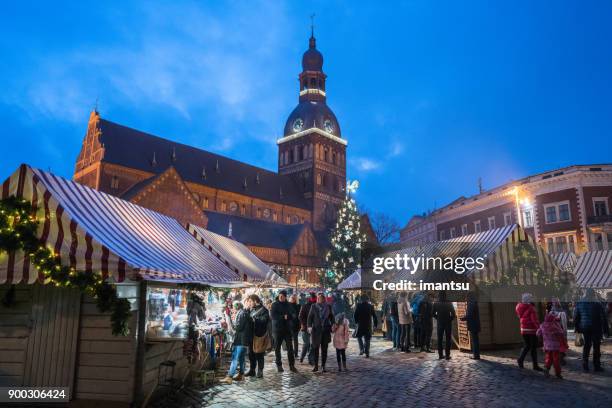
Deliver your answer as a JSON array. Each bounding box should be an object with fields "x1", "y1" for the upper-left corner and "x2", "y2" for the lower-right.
[
  {"x1": 516, "y1": 293, "x2": 543, "y2": 371},
  {"x1": 271, "y1": 290, "x2": 298, "y2": 372},
  {"x1": 299, "y1": 292, "x2": 317, "y2": 364}
]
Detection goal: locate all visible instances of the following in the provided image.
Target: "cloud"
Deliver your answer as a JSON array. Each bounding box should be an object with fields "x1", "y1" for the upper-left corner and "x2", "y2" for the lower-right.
[
  {"x1": 354, "y1": 157, "x2": 381, "y2": 172},
  {"x1": 387, "y1": 141, "x2": 404, "y2": 157},
  {"x1": 2, "y1": 1, "x2": 296, "y2": 148}
]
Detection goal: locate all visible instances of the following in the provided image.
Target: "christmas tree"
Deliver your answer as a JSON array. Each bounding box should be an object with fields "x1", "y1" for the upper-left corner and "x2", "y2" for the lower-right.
[{"x1": 322, "y1": 181, "x2": 367, "y2": 288}]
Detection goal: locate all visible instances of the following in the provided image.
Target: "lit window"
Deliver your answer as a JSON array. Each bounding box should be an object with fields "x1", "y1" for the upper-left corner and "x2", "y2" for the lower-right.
[{"x1": 546, "y1": 234, "x2": 576, "y2": 254}]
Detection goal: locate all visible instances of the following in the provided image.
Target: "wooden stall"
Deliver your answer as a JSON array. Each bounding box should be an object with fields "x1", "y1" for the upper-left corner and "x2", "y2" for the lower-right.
[
  {"x1": 0, "y1": 165, "x2": 275, "y2": 406},
  {"x1": 376, "y1": 224, "x2": 572, "y2": 350}
]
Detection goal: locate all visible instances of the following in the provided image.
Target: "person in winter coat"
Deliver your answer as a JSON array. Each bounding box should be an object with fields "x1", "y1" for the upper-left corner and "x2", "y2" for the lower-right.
[
  {"x1": 537, "y1": 313, "x2": 565, "y2": 378},
  {"x1": 223, "y1": 301, "x2": 253, "y2": 383},
  {"x1": 299, "y1": 292, "x2": 317, "y2": 364},
  {"x1": 419, "y1": 293, "x2": 434, "y2": 352},
  {"x1": 308, "y1": 293, "x2": 334, "y2": 372},
  {"x1": 247, "y1": 294, "x2": 270, "y2": 378},
  {"x1": 516, "y1": 293, "x2": 543, "y2": 371},
  {"x1": 460, "y1": 292, "x2": 481, "y2": 359},
  {"x1": 270, "y1": 290, "x2": 298, "y2": 372},
  {"x1": 353, "y1": 294, "x2": 378, "y2": 358},
  {"x1": 288, "y1": 294, "x2": 301, "y2": 359},
  {"x1": 332, "y1": 312, "x2": 350, "y2": 371},
  {"x1": 433, "y1": 291, "x2": 456, "y2": 360},
  {"x1": 548, "y1": 297, "x2": 568, "y2": 365},
  {"x1": 389, "y1": 295, "x2": 400, "y2": 350},
  {"x1": 411, "y1": 292, "x2": 423, "y2": 349},
  {"x1": 574, "y1": 288, "x2": 609, "y2": 372},
  {"x1": 398, "y1": 292, "x2": 413, "y2": 352}
]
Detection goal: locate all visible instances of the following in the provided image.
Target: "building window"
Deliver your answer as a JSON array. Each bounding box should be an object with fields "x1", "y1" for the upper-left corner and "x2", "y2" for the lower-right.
[
  {"x1": 544, "y1": 201, "x2": 571, "y2": 224},
  {"x1": 474, "y1": 220, "x2": 481, "y2": 233},
  {"x1": 450, "y1": 227, "x2": 456, "y2": 238},
  {"x1": 523, "y1": 209, "x2": 534, "y2": 228},
  {"x1": 203, "y1": 197, "x2": 209, "y2": 208},
  {"x1": 316, "y1": 174, "x2": 322, "y2": 186},
  {"x1": 324, "y1": 148, "x2": 329, "y2": 162},
  {"x1": 241, "y1": 205, "x2": 246, "y2": 215},
  {"x1": 488, "y1": 216, "x2": 496, "y2": 230},
  {"x1": 593, "y1": 198, "x2": 609, "y2": 216},
  {"x1": 504, "y1": 212, "x2": 512, "y2": 226},
  {"x1": 257, "y1": 208, "x2": 262, "y2": 218},
  {"x1": 221, "y1": 201, "x2": 227, "y2": 211},
  {"x1": 110, "y1": 176, "x2": 119, "y2": 190},
  {"x1": 546, "y1": 234, "x2": 576, "y2": 254},
  {"x1": 440, "y1": 230, "x2": 447, "y2": 240},
  {"x1": 461, "y1": 224, "x2": 468, "y2": 236}
]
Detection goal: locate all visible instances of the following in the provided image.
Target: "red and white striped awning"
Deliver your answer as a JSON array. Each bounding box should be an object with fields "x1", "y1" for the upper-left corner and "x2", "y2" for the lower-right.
[
  {"x1": 187, "y1": 223, "x2": 285, "y2": 284},
  {"x1": 384, "y1": 225, "x2": 568, "y2": 285},
  {"x1": 574, "y1": 250, "x2": 612, "y2": 289},
  {"x1": 0, "y1": 165, "x2": 244, "y2": 286}
]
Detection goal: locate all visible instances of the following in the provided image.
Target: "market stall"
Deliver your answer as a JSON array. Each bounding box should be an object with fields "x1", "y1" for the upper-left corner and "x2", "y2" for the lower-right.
[
  {"x1": 573, "y1": 249, "x2": 612, "y2": 289},
  {"x1": 376, "y1": 224, "x2": 573, "y2": 350},
  {"x1": 0, "y1": 164, "x2": 250, "y2": 406}
]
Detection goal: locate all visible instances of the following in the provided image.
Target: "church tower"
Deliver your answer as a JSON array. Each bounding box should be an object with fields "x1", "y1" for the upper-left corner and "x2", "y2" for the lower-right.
[{"x1": 278, "y1": 29, "x2": 347, "y2": 231}]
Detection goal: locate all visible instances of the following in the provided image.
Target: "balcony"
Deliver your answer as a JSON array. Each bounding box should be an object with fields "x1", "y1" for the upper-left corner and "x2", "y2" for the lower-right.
[{"x1": 587, "y1": 214, "x2": 612, "y2": 224}]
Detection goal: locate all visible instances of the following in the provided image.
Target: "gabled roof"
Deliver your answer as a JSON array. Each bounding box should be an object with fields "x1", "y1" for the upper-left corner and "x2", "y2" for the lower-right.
[
  {"x1": 1, "y1": 164, "x2": 244, "y2": 286},
  {"x1": 204, "y1": 211, "x2": 307, "y2": 250},
  {"x1": 96, "y1": 117, "x2": 309, "y2": 209},
  {"x1": 188, "y1": 223, "x2": 285, "y2": 283}
]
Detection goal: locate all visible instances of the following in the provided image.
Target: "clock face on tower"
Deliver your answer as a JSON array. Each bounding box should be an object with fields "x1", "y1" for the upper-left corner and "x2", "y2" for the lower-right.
[
  {"x1": 293, "y1": 118, "x2": 304, "y2": 132},
  {"x1": 323, "y1": 119, "x2": 334, "y2": 133}
]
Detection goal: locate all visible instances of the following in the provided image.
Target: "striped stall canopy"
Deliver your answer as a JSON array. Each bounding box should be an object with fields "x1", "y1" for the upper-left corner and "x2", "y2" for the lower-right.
[
  {"x1": 337, "y1": 269, "x2": 361, "y2": 290},
  {"x1": 0, "y1": 164, "x2": 244, "y2": 286},
  {"x1": 384, "y1": 224, "x2": 567, "y2": 285},
  {"x1": 187, "y1": 223, "x2": 285, "y2": 284},
  {"x1": 573, "y1": 250, "x2": 612, "y2": 289},
  {"x1": 550, "y1": 252, "x2": 578, "y2": 273}
]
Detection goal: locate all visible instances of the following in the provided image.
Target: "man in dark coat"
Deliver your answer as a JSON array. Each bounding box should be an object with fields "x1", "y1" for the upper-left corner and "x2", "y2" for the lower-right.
[
  {"x1": 288, "y1": 294, "x2": 301, "y2": 359},
  {"x1": 460, "y1": 292, "x2": 481, "y2": 359},
  {"x1": 433, "y1": 291, "x2": 456, "y2": 360},
  {"x1": 299, "y1": 292, "x2": 317, "y2": 364},
  {"x1": 307, "y1": 293, "x2": 334, "y2": 372},
  {"x1": 574, "y1": 288, "x2": 610, "y2": 372},
  {"x1": 353, "y1": 294, "x2": 378, "y2": 358},
  {"x1": 419, "y1": 293, "x2": 434, "y2": 352},
  {"x1": 270, "y1": 290, "x2": 298, "y2": 372}
]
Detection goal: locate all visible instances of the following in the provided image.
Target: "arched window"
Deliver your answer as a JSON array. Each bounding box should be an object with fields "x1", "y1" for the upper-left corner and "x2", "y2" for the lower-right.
[
  {"x1": 332, "y1": 152, "x2": 337, "y2": 165},
  {"x1": 316, "y1": 173, "x2": 322, "y2": 186},
  {"x1": 310, "y1": 78, "x2": 316, "y2": 87},
  {"x1": 303, "y1": 145, "x2": 308, "y2": 160},
  {"x1": 323, "y1": 148, "x2": 329, "y2": 162}
]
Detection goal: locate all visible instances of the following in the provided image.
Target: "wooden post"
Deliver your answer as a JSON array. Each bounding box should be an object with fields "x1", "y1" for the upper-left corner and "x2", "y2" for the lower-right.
[{"x1": 133, "y1": 280, "x2": 148, "y2": 407}]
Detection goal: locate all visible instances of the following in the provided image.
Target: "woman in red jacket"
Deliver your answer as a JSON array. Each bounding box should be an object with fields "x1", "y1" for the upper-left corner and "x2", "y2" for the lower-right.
[{"x1": 516, "y1": 293, "x2": 543, "y2": 371}]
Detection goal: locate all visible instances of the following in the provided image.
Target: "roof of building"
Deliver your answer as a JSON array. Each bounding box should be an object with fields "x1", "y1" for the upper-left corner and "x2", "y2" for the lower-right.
[
  {"x1": 96, "y1": 118, "x2": 309, "y2": 210},
  {"x1": 283, "y1": 101, "x2": 341, "y2": 137},
  {"x1": 204, "y1": 211, "x2": 308, "y2": 250},
  {"x1": 1, "y1": 164, "x2": 245, "y2": 286},
  {"x1": 433, "y1": 164, "x2": 612, "y2": 215}
]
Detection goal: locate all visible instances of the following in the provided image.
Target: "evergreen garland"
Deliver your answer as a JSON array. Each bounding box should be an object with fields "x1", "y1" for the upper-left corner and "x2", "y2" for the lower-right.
[{"x1": 0, "y1": 196, "x2": 131, "y2": 336}]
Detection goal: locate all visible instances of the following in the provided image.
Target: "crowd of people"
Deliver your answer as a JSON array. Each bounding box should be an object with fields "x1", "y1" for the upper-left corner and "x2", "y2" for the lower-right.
[
  {"x1": 221, "y1": 290, "x2": 357, "y2": 383},
  {"x1": 220, "y1": 288, "x2": 609, "y2": 384}
]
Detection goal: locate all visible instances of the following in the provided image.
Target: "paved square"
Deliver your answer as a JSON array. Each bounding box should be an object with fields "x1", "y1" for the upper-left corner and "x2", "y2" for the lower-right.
[{"x1": 152, "y1": 336, "x2": 612, "y2": 408}]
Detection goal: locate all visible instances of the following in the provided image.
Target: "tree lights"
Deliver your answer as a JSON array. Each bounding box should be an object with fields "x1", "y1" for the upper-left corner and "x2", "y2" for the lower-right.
[
  {"x1": 0, "y1": 196, "x2": 131, "y2": 336},
  {"x1": 322, "y1": 181, "x2": 367, "y2": 288}
]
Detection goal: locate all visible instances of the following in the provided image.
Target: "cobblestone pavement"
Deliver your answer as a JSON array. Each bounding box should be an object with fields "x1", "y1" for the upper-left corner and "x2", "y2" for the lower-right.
[{"x1": 153, "y1": 336, "x2": 612, "y2": 408}]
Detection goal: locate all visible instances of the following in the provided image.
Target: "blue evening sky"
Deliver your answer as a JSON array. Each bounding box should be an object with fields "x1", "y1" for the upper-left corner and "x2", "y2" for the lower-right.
[{"x1": 1, "y1": 1, "x2": 611, "y2": 226}]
